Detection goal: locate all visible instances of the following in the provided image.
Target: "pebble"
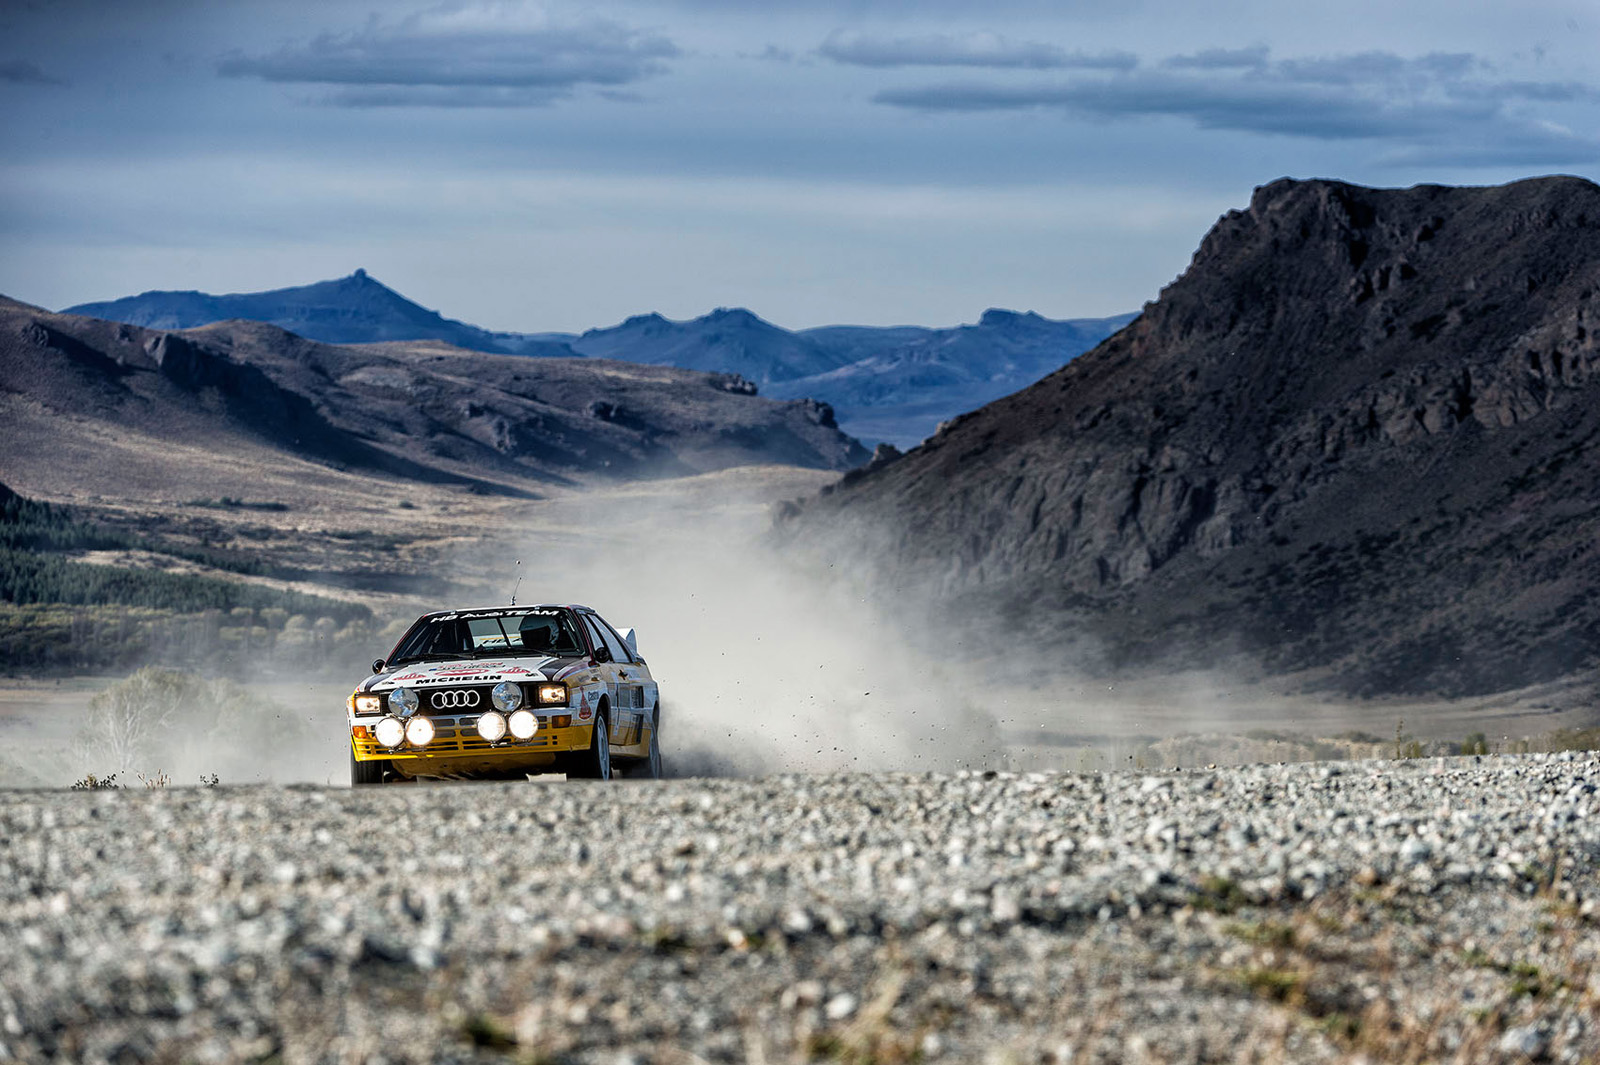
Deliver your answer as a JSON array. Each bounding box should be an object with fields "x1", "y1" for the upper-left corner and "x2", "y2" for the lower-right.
[{"x1": 2, "y1": 752, "x2": 1597, "y2": 1063}]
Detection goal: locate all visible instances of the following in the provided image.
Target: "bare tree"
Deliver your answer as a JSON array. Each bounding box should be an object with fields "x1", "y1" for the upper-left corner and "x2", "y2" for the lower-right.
[{"x1": 78, "y1": 667, "x2": 190, "y2": 773}]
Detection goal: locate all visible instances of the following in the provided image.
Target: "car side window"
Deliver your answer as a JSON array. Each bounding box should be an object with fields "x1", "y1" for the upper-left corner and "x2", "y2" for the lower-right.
[
  {"x1": 580, "y1": 615, "x2": 608, "y2": 659},
  {"x1": 595, "y1": 616, "x2": 637, "y2": 664},
  {"x1": 583, "y1": 614, "x2": 630, "y2": 664}
]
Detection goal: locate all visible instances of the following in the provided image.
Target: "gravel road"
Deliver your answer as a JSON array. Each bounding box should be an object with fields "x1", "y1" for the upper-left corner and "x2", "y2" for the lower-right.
[{"x1": 5, "y1": 754, "x2": 1599, "y2": 1064}]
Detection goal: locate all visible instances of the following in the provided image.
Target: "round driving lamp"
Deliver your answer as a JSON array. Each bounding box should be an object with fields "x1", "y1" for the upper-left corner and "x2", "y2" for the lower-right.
[
  {"x1": 388, "y1": 687, "x2": 419, "y2": 718},
  {"x1": 404, "y1": 715, "x2": 435, "y2": 747},
  {"x1": 491, "y1": 681, "x2": 523, "y2": 712},
  {"x1": 373, "y1": 716, "x2": 406, "y2": 749},
  {"x1": 476, "y1": 711, "x2": 508, "y2": 743},
  {"x1": 508, "y1": 708, "x2": 539, "y2": 740}
]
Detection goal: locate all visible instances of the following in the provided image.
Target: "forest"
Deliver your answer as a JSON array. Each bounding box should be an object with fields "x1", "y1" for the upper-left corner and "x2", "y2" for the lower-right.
[{"x1": 0, "y1": 482, "x2": 389, "y2": 675}]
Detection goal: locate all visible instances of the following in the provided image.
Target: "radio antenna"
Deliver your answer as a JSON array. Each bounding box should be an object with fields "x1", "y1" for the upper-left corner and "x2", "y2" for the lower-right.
[{"x1": 509, "y1": 560, "x2": 523, "y2": 606}]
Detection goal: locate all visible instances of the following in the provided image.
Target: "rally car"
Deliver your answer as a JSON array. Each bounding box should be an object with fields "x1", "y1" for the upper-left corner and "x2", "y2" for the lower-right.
[{"x1": 345, "y1": 604, "x2": 661, "y2": 785}]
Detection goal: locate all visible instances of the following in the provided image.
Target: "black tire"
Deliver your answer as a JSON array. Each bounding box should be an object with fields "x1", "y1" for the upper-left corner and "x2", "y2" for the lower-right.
[
  {"x1": 569, "y1": 705, "x2": 613, "y2": 780},
  {"x1": 350, "y1": 750, "x2": 388, "y2": 786},
  {"x1": 623, "y1": 705, "x2": 663, "y2": 780}
]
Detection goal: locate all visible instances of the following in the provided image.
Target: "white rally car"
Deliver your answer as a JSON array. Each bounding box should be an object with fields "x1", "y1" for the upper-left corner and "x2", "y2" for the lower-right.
[{"x1": 346, "y1": 604, "x2": 661, "y2": 785}]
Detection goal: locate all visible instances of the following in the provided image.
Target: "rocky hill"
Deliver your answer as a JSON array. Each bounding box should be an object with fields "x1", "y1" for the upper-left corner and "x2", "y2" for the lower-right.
[
  {"x1": 786, "y1": 176, "x2": 1600, "y2": 698},
  {"x1": 0, "y1": 298, "x2": 868, "y2": 503}
]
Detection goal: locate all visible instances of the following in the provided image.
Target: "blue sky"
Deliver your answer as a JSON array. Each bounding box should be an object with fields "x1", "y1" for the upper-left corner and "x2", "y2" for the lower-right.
[{"x1": 2, "y1": 0, "x2": 1596, "y2": 331}]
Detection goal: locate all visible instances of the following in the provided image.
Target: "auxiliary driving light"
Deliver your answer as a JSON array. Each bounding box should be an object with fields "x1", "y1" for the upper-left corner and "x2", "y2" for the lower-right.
[
  {"x1": 374, "y1": 716, "x2": 406, "y2": 748},
  {"x1": 491, "y1": 681, "x2": 523, "y2": 712},
  {"x1": 508, "y1": 708, "x2": 539, "y2": 740},
  {"x1": 404, "y1": 715, "x2": 436, "y2": 747},
  {"x1": 476, "y1": 711, "x2": 508, "y2": 743},
  {"x1": 388, "y1": 687, "x2": 419, "y2": 718},
  {"x1": 536, "y1": 683, "x2": 567, "y2": 706}
]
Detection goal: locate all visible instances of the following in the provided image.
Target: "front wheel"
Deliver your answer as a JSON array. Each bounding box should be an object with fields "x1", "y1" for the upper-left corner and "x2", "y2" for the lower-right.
[
  {"x1": 568, "y1": 709, "x2": 612, "y2": 780},
  {"x1": 350, "y1": 751, "x2": 388, "y2": 786}
]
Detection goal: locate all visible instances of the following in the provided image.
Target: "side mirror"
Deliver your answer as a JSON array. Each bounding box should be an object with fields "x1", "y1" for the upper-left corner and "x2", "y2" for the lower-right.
[
  {"x1": 372, "y1": 659, "x2": 386, "y2": 674},
  {"x1": 592, "y1": 645, "x2": 612, "y2": 664}
]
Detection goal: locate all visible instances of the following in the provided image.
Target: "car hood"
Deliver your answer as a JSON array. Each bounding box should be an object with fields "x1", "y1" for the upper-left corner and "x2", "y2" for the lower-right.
[{"x1": 361, "y1": 656, "x2": 585, "y2": 692}]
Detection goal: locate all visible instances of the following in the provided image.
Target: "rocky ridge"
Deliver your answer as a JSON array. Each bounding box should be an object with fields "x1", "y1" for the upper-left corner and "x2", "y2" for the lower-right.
[{"x1": 788, "y1": 177, "x2": 1600, "y2": 697}]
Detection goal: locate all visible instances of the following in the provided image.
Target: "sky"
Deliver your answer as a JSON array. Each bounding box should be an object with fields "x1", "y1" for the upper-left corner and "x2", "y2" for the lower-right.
[{"x1": 1, "y1": 0, "x2": 1597, "y2": 332}]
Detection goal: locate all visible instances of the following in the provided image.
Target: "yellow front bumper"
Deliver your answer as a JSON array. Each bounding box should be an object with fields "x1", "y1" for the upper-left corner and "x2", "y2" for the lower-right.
[{"x1": 351, "y1": 721, "x2": 592, "y2": 776}]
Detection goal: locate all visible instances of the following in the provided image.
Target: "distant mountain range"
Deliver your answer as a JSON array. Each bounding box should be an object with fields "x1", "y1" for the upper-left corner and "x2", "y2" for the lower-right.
[
  {"x1": 66, "y1": 269, "x2": 577, "y2": 358},
  {"x1": 64, "y1": 275, "x2": 1134, "y2": 447},
  {"x1": 784, "y1": 175, "x2": 1600, "y2": 701},
  {"x1": 0, "y1": 297, "x2": 868, "y2": 505}
]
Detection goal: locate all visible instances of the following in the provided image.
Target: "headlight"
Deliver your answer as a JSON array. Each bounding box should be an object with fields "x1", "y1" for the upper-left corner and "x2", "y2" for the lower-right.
[
  {"x1": 508, "y1": 708, "x2": 539, "y2": 740},
  {"x1": 476, "y1": 711, "x2": 508, "y2": 742},
  {"x1": 404, "y1": 716, "x2": 435, "y2": 747},
  {"x1": 388, "y1": 687, "x2": 419, "y2": 718},
  {"x1": 492, "y1": 681, "x2": 523, "y2": 712},
  {"x1": 354, "y1": 694, "x2": 383, "y2": 715},
  {"x1": 536, "y1": 683, "x2": 567, "y2": 706},
  {"x1": 374, "y1": 716, "x2": 406, "y2": 748}
]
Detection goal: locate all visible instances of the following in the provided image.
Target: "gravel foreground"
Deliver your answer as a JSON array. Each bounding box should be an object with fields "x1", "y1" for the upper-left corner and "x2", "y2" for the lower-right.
[{"x1": 4, "y1": 755, "x2": 1599, "y2": 1065}]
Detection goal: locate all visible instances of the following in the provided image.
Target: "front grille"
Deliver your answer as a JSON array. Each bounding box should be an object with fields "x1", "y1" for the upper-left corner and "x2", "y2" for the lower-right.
[{"x1": 415, "y1": 685, "x2": 496, "y2": 715}]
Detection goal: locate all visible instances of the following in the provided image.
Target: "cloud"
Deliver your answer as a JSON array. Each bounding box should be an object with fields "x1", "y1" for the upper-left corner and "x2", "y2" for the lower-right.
[
  {"x1": 818, "y1": 30, "x2": 1135, "y2": 71},
  {"x1": 217, "y1": 2, "x2": 678, "y2": 107},
  {"x1": 0, "y1": 59, "x2": 65, "y2": 86},
  {"x1": 1163, "y1": 45, "x2": 1268, "y2": 71},
  {"x1": 870, "y1": 46, "x2": 1600, "y2": 165}
]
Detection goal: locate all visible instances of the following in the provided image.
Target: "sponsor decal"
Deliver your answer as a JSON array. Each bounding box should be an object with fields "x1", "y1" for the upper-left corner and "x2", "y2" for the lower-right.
[
  {"x1": 578, "y1": 707, "x2": 592, "y2": 721},
  {"x1": 391, "y1": 673, "x2": 425, "y2": 683},
  {"x1": 433, "y1": 661, "x2": 507, "y2": 675}
]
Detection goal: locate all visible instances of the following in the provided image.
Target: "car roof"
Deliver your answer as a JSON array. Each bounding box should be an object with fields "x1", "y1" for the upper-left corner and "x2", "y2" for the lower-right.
[{"x1": 420, "y1": 604, "x2": 596, "y2": 620}]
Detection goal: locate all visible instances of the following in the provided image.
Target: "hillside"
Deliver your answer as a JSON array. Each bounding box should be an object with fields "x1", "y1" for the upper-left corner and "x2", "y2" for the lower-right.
[
  {"x1": 0, "y1": 298, "x2": 868, "y2": 504},
  {"x1": 785, "y1": 176, "x2": 1600, "y2": 699}
]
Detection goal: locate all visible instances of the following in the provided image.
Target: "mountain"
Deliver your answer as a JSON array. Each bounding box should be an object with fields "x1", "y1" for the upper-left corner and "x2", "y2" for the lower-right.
[
  {"x1": 776, "y1": 308, "x2": 1137, "y2": 446},
  {"x1": 783, "y1": 176, "x2": 1600, "y2": 699},
  {"x1": 65, "y1": 275, "x2": 1134, "y2": 448},
  {"x1": 62, "y1": 270, "x2": 572, "y2": 358},
  {"x1": 570, "y1": 308, "x2": 849, "y2": 383},
  {"x1": 573, "y1": 306, "x2": 1134, "y2": 446},
  {"x1": 0, "y1": 298, "x2": 869, "y2": 504}
]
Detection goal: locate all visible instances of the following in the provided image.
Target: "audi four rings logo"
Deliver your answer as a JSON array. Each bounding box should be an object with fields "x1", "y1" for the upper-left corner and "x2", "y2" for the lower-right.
[{"x1": 430, "y1": 689, "x2": 481, "y2": 709}]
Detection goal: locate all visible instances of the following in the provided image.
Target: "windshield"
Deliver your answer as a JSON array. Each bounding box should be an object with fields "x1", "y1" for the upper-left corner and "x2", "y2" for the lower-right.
[{"x1": 390, "y1": 610, "x2": 587, "y2": 664}]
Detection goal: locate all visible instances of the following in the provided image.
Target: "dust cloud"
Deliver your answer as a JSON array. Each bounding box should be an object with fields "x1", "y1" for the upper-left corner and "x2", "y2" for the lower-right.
[
  {"x1": 30, "y1": 468, "x2": 1416, "y2": 791},
  {"x1": 457, "y1": 468, "x2": 1008, "y2": 777}
]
